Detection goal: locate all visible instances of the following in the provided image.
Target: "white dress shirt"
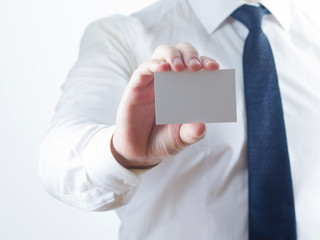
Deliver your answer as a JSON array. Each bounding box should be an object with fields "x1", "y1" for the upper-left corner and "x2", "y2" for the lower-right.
[{"x1": 39, "y1": 0, "x2": 320, "y2": 239}]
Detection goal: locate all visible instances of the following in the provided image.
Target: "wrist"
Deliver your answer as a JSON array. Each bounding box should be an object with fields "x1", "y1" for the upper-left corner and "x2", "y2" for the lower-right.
[{"x1": 110, "y1": 134, "x2": 160, "y2": 169}]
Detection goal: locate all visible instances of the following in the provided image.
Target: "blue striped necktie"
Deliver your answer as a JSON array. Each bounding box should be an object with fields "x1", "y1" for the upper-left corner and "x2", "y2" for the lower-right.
[{"x1": 231, "y1": 5, "x2": 297, "y2": 239}]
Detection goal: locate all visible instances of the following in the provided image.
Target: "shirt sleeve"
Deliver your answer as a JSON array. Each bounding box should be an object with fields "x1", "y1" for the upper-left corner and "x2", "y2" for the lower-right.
[{"x1": 39, "y1": 15, "x2": 144, "y2": 211}]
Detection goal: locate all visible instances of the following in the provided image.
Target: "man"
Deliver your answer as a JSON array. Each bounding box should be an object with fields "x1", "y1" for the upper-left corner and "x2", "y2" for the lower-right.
[{"x1": 39, "y1": 0, "x2": 320, "y2": 239}]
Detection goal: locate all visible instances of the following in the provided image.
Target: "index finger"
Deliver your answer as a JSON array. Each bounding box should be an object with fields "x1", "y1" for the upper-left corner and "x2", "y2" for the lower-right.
[
  {"x1": 152, "y1": 44, "x2": 185, "y2": 72},
  {"x1": 175, "y1": 42, "x2": 201, "y2": 72}
]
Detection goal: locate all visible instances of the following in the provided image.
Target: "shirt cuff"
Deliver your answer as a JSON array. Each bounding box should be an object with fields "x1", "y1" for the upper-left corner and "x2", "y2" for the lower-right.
[{"x1": 82, "y1": 126, "x2": 140, "y2": 195}]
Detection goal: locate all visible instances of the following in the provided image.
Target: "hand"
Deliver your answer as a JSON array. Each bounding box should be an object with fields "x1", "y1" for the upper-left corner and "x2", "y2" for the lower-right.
[{"x1": 111, "y1": 42, "x2": 219, "y2": 169}]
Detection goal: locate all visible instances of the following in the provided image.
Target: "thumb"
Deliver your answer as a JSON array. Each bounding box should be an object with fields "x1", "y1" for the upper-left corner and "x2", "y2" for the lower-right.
[{"x1": 179, "y1": 123, "x2": 206, "y2": 145}]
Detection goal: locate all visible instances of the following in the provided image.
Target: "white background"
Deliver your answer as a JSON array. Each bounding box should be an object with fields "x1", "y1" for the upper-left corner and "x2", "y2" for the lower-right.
[
  {"x1": 0, "y1": 0, "x2": 156, "y2": 239},
  {"x1": 1, "y1": 0, "x2": 319, "y2": 239}
]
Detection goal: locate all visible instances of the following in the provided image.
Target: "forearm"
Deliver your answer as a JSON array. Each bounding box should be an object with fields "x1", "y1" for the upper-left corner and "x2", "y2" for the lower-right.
[{"x1": 39, "y1": 119, "x2": 140, "y2": 211}]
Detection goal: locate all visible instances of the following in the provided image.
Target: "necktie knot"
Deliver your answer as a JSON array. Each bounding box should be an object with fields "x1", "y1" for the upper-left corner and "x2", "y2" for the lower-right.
[{"x1": 231, "y1": 4, "x2": 270, "y2": 30}]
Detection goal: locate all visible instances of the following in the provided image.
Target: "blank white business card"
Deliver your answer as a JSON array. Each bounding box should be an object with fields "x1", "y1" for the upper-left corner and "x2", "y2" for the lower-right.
[{"x1": 154, "y1": 69, "x2": 237, "y2": 124}]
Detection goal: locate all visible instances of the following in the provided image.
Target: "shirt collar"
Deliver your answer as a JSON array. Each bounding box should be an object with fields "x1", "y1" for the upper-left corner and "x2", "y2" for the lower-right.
[{"x1": 187, "y1": 0, "x2": 292, "y2": 33}]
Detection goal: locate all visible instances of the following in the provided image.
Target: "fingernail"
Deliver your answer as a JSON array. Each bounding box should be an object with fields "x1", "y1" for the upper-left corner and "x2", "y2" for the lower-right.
[
  {"x1": 194, "y1": 132, "x2": 206, "y2": 141},
  {"x1": 189, "y1": 58, "x2": 201, "y2": 66},
  {"x1": 206, "y1": 60, "x2": 218, "y2": 67},
  {"x1": 173, "y1": 57, "x2": 183, "y2": 65},
  {"x1": 206, "y1": 60, "x2": 215, "y2": 65},
  {"x1": 194, "y1": 127, "x2": 207, "y2": 141}
]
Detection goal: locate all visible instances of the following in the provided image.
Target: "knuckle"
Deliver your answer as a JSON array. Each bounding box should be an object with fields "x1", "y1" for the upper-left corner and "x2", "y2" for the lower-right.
[
  {"x1": 133, "y1": 61, "x2": 150, "y2": 77},
  {"x1": 140, "y1": 59, "x2": 155, "y2": 68},
  {"x1": 155, "y1": 44, "x2": 166, "y2": 50},
  {"x1": 176, "y1": 41, "x2": 191, "y2": 47},
  {"x1": 153, "y1": 44, "x2": 179, "y2": 60},
  {"x1": 155, "y1": 44, "x2": 172, "y2": 52},
  {"x1": 188, "y1": 49, "x2": 199, "y2": 57},
  {"x1": 160, "y1": 140, "x2": 186, "y2": 156},
  {"x1": 137, "y1": 61, "x2": 148, "y2": 71},
  {"x1": 176, "y1": 42, "x2": 199, "y2": 57}
]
